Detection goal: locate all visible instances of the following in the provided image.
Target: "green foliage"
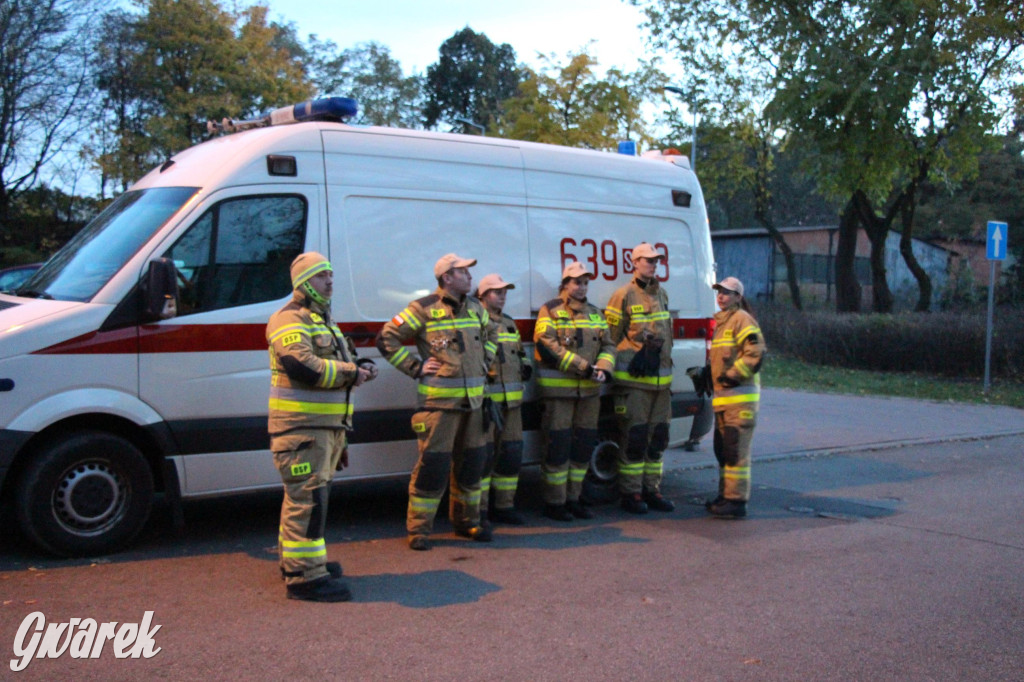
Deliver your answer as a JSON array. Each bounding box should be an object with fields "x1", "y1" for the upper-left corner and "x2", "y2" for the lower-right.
[
  {"x1": 92, "y1": 0, "x2": 312, "y2": 191},
  {"x1": 494, "y1": 51, "x2": 662, "y2": 150},
  {"x1": 757, "y1": 303, "x2": 1024, "y2": 380},
  {"x1": 304, "y1": 39, "x2": 423, "y2": 128},
  {"x1": 763, "y1": 354, "x2": 1024, "y2": 409},
  {"x1": 422, "y1": 27, "x2": 520, "y2": 131}
]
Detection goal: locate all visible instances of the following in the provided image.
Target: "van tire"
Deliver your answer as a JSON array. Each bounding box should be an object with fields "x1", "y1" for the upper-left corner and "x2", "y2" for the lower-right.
[{"x1": 15, "y1": 432, "x2": 154, "y2": 557}]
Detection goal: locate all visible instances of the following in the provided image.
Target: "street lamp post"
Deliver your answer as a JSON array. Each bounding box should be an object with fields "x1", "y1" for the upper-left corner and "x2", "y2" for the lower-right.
[
  {"x1": 453, "y1": 117, "x2": 485, "y2": 135},
  {"x1": 663, "y1": 86, "x2": 697, "y2": 172}
]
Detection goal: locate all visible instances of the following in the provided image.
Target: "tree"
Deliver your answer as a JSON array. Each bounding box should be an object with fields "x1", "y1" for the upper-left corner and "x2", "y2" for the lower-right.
[
  {"x1": 648, "y1": 10, "x2": 806, "y2": 307},
  {"x1": 495, "y1": 51, "x2": 661, "y2": 150},
  {"x1": 423, "y1": 27, "x2": 519, "y2": 131},
  {"x1": 93, "y1": 0, "x2": 311, "y2": 191},
  {"x1": 634, "y1": 0, "x2": 1024, "y2": 312},
  {"x1": 305, "y1": 38, "x2": 423, "y2": 128},
  {"x1": 0, "y1": 0, "x2": 97, "y2": 223}
]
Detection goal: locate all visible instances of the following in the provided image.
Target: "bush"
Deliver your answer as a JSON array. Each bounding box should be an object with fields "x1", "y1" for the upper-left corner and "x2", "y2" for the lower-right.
[{"x1": 756, "y1": 303, "x2": 1024, "y2": 380}]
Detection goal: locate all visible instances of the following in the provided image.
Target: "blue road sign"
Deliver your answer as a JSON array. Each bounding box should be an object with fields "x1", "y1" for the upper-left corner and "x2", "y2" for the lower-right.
[{"x1": 987, "y1": 221, "x2": 1008, "y2": 260}]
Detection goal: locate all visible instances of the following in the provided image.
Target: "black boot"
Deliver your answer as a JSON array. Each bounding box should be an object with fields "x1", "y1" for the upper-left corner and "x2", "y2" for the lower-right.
[
  {"x1": 489, "y1": 507, "x2": 526, "y2": 525},
  {"x1": 566, "y1": 499, "x2": 594, "y2": 519},
  {"x1": 543, "y1": 503, "x2": 574, "y2": 522},
  {"x1": 286, "y1": 576, "x2": 352, "y2": 602},
  {"x1": 643, "y1": 492, "x2": 676, "y2": 512},
  {"x1": 707, "y1": 498, "x2": 747, "y2": 519},
  {"x1": 620, "y1": 493, "x2": 649, "y2": 515}
]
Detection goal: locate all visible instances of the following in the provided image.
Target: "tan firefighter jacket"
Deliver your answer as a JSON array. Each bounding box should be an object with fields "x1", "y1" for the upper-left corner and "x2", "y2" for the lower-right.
[
  {"x1": 484, "y1": 311, "x2": 526, "y2": 409},
  {"x1": 710, "y1": 304, "x2": 766, "y2": 410},
  {"x1": 534, "y1": 292, "x2": 616, "y2": 399},
  {"x1": 267, "y1": 291, "x2": 361, "y2": 435},
  {"x1": 377, "y1": 287, "x2": 498, "y2": 410},
  {"x1": 605, "y1": 276, "x2": 673, "y2": 390}
]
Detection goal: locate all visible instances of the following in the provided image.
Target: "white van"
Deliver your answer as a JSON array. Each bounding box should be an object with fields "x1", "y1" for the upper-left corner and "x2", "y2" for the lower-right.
[{"x1": 0, "y1": 99, "x2": 717, "y2": 556}]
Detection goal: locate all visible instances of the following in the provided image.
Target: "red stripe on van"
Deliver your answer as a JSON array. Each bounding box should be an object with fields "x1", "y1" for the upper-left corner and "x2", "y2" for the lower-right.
[{"x1": 34, "y1": 318, "x2": 714, "y2": 354}]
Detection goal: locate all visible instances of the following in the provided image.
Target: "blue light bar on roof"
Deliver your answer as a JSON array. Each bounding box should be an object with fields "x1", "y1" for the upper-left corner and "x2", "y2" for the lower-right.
[
  {"x1": 207, "y1": 97, "x2": 359, "y2": 135},
  {"x1": 270, "y1": 97, "x2": 359, "y2": 125}
]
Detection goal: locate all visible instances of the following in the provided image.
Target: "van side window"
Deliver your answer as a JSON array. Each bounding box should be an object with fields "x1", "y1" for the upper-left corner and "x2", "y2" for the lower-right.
[{"x1": 164, "y1": 195, "x2": 306, "y2": 315}]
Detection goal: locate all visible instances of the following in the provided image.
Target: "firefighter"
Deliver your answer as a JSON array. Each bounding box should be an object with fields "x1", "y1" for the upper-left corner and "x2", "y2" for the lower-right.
[
  {"x1": 377, "y1": 253, "x2": 499, "y2": 550},
  {"x1": 534, "y1": 262, "x2": 616, "y2": 521},
  {"x1": 605, "y1": 242, "x2": 676, "y2": 514},
  {"x1": 268, "y1": 252, "x2": 377, "y2": 602},
  {"x1": 707, "y1": 276, "x2": 766, "y2": 519},
  {"x1": 477, "y1": 273, "x2": 530, "y2": 526}
]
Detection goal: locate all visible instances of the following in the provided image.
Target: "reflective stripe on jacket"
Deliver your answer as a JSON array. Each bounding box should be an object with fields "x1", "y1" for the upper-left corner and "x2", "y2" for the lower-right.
[
  {"x1": 605, "y1": 276, "x2": 673, "y2": 391},
  {"x1": 267, "y1": 291, "x2": 360, "y2": 434},
  {"x1": 484, "y1": 312, "x2": 526, "y2": 408},
  {"x1": 377, "y1": 287, "x2": 498, "y2": 410},
  {"x1": 533, "y1": 292, "x2": 615, "y2": 399},
  {"x1": 710, "y1": 305, "x2": 766, "y2": 409}
]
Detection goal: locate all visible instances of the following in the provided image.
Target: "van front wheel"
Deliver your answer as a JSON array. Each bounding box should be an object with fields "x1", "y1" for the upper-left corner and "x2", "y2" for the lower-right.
[{"x1": 15, "y1": 432, "x2": 155, "y2": 557}]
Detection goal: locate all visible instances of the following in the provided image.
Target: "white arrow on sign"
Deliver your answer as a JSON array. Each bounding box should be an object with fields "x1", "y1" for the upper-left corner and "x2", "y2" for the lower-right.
[{"x1": 992, "y1": 225, "x2": 1003, "y2": 258}]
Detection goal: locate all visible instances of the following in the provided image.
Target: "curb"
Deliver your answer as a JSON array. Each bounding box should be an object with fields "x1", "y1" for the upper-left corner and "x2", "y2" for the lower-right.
[{"x1": 668, "y1": 428, "x2": 1024, "y2": 472}]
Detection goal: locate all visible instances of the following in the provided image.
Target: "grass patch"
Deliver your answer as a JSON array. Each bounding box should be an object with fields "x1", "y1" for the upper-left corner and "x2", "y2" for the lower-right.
[{"x1": 764, "y1": 354, "x2": 1024, "y2": 409}]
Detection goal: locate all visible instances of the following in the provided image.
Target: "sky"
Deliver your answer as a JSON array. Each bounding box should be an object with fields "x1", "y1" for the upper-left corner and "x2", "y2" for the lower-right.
[{"x1": 260, "y1": 0, "x2": 659, "y2": 76}]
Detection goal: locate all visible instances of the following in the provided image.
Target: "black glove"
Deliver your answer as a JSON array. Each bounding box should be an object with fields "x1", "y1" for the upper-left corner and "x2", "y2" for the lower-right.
[
  {"x1": 335, "y1": 447, "x2": 349, "y2": 471},
  {"x1": 628, "y1": 337, "x2": 664, "y2": 378},
  {"x1": 717, "y1": 373, "x2": 739, "y2": 388},
  {"x1": 687, "y1": 365, "x2": 712, "y2": 396},
  {"x1": 520, "y1": 364, "x2": 533, "y2": 381}
]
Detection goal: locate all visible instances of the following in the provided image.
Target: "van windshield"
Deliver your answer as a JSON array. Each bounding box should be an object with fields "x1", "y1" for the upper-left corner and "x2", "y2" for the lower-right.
[{"x1": 17, "y1": 187, "x2": 199, "y2": 302}]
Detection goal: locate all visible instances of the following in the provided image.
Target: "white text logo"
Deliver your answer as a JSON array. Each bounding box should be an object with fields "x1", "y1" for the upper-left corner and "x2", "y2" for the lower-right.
[{"x1": 10, "y1": 611, "x2": 162, "y2": 672}]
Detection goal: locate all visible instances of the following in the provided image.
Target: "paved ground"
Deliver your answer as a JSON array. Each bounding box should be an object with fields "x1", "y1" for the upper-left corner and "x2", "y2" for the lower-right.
[{"x1": 1, "y1": 389, "x2": 1022, "y2": 680}]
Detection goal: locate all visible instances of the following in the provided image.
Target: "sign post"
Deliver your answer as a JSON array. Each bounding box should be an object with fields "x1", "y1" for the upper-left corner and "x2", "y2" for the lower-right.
[{"x1": 984, "y1": 221, "x2": 1008, "y2": 393}]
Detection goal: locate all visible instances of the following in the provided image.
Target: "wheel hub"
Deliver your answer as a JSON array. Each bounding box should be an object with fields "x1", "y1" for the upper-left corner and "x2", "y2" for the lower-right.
[{"x1": 52, "y1": 462, "x2": 128, "y2": 534}]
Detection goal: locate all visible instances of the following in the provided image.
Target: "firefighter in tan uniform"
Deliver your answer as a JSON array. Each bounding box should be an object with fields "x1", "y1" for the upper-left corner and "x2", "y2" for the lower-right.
[
  {"x1": 707, "y1": 276, "x2": 766, "y2": 519},
  {"x1": 377, "y1": 254, "x2": 499, "y2": 550},
  {"x1": 605, "y1": 242, "x2": 676, "y2": 514},
  {"x1": 477, "y1": 274, "x2": 529, "y2": 526},
  {"x1": 268, "y1": 252, "x2": 377, "y2": 602},
  {"x1": 534, "y1": 262, "x2": 616, "y2": 521}
]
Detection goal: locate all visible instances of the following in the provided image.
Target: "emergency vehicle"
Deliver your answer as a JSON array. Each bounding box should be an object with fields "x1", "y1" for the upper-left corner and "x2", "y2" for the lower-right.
[{"x1": 0, "y1": 98, "x2": 717, "y2": 557}]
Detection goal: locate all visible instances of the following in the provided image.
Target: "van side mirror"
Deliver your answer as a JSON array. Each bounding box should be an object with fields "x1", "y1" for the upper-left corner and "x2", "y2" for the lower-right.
[{"x1": 142, "y1": 258, "x2": 180, "y2": 322}]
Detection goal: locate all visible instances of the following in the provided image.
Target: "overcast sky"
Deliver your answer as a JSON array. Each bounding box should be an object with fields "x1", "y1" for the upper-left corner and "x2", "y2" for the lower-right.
[{"x1": 260, "y1": 0, "x2": 659, "y2": 75}]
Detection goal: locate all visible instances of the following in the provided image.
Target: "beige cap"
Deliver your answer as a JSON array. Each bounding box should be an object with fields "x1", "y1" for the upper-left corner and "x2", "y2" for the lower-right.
[
  {"x1": 632, "y1": 242, "x2": 665, "y2": 261},
  {"x1": 290, "y1": 252, "x2": 332, "y2": 289},
  {"x1": 713, "y1": 276, "x2": 745, "y2": 296},
  {"x1": 433, "y1": 253, "x2": 477, "y2": 278},
  {"x1": 561, "y1": 261, "x2": 595, "y2": 281},
  {"x1": 477, "y1": 273, "x2": 515, "y2": 297}
]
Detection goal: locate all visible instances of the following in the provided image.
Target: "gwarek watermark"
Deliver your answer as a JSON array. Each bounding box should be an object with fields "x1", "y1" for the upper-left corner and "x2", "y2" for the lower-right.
[{"x1": 10, "y1": 611, "x2": 162, "y2": 672}]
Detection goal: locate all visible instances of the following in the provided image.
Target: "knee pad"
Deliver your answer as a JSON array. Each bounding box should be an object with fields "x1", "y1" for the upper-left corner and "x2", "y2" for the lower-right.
[
  {"x1": 571, "y1": 428, "x2": 598, "y2": 465},
  {"x1": 494, "y1": 441, "x2": 523, "y2": 476},
  {"x1": 413, "y1": 450, "x2": 451, "y2": 491},
  {"x1": 648, "y1": 423, "x2": 669, "y2": 457},
  {"x1": 306, "y1": 485, "x2": 329, "y2": 539},
  {"x1": 545, "y1": 430, "x2": 572, "y2": 466},
  {"x1": 625, "y1": 424, "x2": 649, "y2": 460},
  {"x1": 455, "y1": 445, "x2": 488, "y2": 488},
  {"x1": 719, "y1": 426, "x2": 741, "y2": 466}
]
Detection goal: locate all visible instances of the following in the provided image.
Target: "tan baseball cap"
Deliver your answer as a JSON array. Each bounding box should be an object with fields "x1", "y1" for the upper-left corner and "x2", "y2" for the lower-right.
[
  {"x1": 561, "y1": 261, "x2": 596, "y2": 281},
  {"x1": 476, "y1": 273, "x2": 515, "y2": 297},
  {"x1": 632, "y1": 242, "x2": 665, "y2": 261},
  {"x1": 433, "y1": 253, "x2": 477, "y2": 278},
  {"x1": 713, "y1": 276, "x2": 745, "y2": 296}
]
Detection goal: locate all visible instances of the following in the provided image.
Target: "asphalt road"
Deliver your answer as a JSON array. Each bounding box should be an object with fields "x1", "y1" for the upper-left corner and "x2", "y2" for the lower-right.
[{"x1": 1, "y1": 389, "x2": 1022, "y2": 680}]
